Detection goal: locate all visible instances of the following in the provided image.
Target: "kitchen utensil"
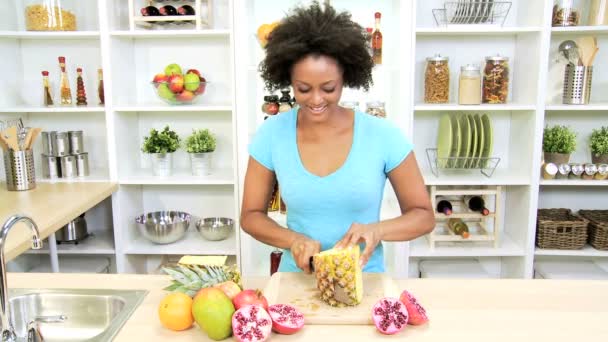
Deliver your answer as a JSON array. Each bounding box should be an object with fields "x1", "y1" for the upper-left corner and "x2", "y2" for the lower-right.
[
  {"x1": 558, "y1": 40, "x2": 578, "y2": 62},
  {"x1": 563, "y1": 64, "x2": 593, "y2": 104},
  {"x1": 26, "y1": 128, "x2": 42, "y2": 150},
  {"x1": 195, "y1": 217, "x2": 234, "y2": 241},
  {"x1": 2, "y1": 126, "x2": 21, "y2": 151},
  {"x1": 262, "y1": 272, "x2": 400, "y2": 325},
  {"x1": 56, "y1": 213, "x2": 89, "y2": 244},
  {"x1": 135, "y1": 211, "x2": 191, "y2": 244},
  {"x1": 576, "y1": 36, "x2": 597, "y2": 66},
  {"x1": 587, "y1": 47, "x2": 600, "y2": 67}
]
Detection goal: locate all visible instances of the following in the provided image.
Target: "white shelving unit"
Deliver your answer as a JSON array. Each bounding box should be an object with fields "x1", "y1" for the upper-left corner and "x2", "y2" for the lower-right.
[{"x1": 2, "y1": 0, "x2": 606, "y2": 279}]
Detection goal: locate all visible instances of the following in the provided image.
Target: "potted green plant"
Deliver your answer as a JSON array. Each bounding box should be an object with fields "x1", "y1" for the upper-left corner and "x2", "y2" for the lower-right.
[
  {"x1": 543, "y1": 125, "x2": 577, "y2": 164},
  {"x1": 142, "y1": 126, "x2": 181, "y2": 176},
  {"x1": 185, "y1": 129, "x2": 217, "y2": 176},
  {"x1": 590, "y1": 126, "x2": 608, "y2": 164}
]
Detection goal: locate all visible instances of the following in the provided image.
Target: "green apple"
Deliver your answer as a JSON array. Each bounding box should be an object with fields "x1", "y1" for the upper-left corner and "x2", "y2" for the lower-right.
[
  {"x1": 184, "y1": 73, "x2": 201, "y2": 92},
  {"x1": 157, "y1": 83, "x2": 176, "y2": 101},
  {"x1": 164, "y1": 63, "x2": 182, "y2": 76}
]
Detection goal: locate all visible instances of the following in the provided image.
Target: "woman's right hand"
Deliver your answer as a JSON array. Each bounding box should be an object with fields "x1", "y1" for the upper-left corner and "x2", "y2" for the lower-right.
[{"x1": 290, "y1": 235, "x2": 321, "y2": 274}]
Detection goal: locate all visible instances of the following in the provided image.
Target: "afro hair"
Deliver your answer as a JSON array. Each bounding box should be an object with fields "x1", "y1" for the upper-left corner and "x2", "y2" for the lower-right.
[{"x1": 259, "y1": 1, "x2": 374, "y2": 92}]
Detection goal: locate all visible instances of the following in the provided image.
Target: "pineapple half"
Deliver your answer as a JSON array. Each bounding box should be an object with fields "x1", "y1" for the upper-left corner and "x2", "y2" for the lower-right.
[{"x1": 312, "y1": 245, "x2": 363, "y2": 307}]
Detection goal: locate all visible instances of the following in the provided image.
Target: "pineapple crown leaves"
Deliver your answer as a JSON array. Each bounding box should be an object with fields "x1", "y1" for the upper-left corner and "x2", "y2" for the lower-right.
[
  {"x1": 590, "y1": 126, "x2": 608, "y2": 156},
  {"x1": 185, "y1": 128, "x2": 217, "y2": 153},
  {"x1": 162, "y1": 264, "x2": 242, "y2": 295},
  {"x1": 141, "y1": 125, "x2": 181, "y2": 154},
  {"x1": 542, "y1": 124, "x2": 577, "y2": 154}
]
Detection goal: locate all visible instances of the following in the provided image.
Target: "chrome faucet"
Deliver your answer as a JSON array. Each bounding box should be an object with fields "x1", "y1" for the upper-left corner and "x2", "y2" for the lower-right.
[{"x1": 0, "y1": 215, "x2": 42, "y2": 342}]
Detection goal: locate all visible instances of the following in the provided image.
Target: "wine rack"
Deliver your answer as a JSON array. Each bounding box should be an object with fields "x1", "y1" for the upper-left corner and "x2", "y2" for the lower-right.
[
  {"x1": 128, "y1": 0, "x2": 214, "y2": 30},
  {"x1": 427, "y1": 185, "x2": 503, "y2": 249}
]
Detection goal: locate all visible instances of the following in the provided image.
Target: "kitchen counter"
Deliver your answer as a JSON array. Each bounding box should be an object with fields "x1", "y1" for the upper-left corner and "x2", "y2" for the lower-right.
[
  {"x1": 0, "y1": 182, "x2": 117, "y2": 260},
  {"x1": 7, "y1": 272, "x2": 608, "y2": 341}
]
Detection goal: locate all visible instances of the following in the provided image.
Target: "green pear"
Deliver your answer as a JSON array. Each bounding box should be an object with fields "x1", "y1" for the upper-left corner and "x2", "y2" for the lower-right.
[
  {"x1": 157, "y1": 83, "x2": 176, "y2": 101},
  {"x1": 164, "y1": 63, "x2": 182, "y2": 76},
  {"x1": 184, "y1": 73, "x2": 201, "y2": 92}
]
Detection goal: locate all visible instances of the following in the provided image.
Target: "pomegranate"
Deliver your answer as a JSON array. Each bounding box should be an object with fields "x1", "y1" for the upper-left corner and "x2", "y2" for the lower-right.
[
  {"x1": 213, "y1": 281, "x2": 242, "y2": 300},
  {"x1": 233, "y1": 289, "x2": 269, "y2": 311},
  {"x1": 399, "y1": 290, "x2": 429, "y2": 325},
  {"x1": 371, "y1": 297, "x2": 408, "y2": 335},
  {"x1": 232, "y1": 305, "x2": 272, "y2": 342},
  {"x1": 267, "y1": 304, "x2": 304, "y2": 334}
]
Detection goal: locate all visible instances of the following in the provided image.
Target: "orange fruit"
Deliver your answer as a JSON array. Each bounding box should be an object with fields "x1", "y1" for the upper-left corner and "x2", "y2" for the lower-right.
[{"x1": 158, "y1": 292, "x2": 194, "y2": 331}]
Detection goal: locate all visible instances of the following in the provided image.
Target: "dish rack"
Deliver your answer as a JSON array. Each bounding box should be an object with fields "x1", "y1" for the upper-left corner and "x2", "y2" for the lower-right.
[
  {"x1": 427, "y1": 185, "x2": 503, "y2": 249},
  {"x1": 426, "y1": 148, "x2": 501, "y2": 178},
  {"x1": 432, "y1": 1, "x2": 512, "y2": 27},
  {"x1": 128, "y1": 0, "x2": 213, "y2": 30}
]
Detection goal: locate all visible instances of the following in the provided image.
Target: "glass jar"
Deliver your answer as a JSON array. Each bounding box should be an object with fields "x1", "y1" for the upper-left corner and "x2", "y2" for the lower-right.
[
  {"x1": 340, "y1": 101, "x2": 359, "y2": 111},
  {"x1": 458, "y1": 64, "x2": 481, "y2": 105},
  {"x1": 261, "y1": 95, "x2": 279, "y2": 116},
  {"x1": 365, "y1": 101, "x2": 386, "y2": 118},
  {"x1": 482, "y1": 55, "x2": 509, "y2": 104},
  {"x1": 552, "y1": 0, "x2": 580, "y2": 27},
  {"x1": 278, "y1": 88, "x2": 292, "y2": 113},
  {"x1": 25, "y1": 0, "x2": 77, "y2": 31},
  {"x1": 424, "y1": 54, "x2": 450, "y2": 104}
]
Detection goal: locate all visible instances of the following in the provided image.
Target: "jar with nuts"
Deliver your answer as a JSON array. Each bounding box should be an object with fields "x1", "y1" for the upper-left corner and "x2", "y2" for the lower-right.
[
  {"x1": 552, "y1": 0, "x2": 581, "y2": 27},
  {"x1": 424, "y1": 54, "x2": 450, "y2": 104}
]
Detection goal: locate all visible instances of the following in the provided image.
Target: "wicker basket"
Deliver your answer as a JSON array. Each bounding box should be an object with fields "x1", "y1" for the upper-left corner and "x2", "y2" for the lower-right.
[
  {"x1": 578, "y1": 210, "x2": 608, "y2": 250},
  {"x1": 536, "y1": 209, "x2": 588, "y2": 249}
]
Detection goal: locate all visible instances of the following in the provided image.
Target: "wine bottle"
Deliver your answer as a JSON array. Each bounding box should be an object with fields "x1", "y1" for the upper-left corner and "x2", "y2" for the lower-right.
[
  {"x1": 178, "y1": 5, "x2": 195, "y2": 16},
  {"x1": 159, "y1": 5, "x2": 178, "y2": 16},
  {"x1": 447, "y1": 218, "x2": 470, "y2": 238},
  {"x1": 140, "y1": 6, "x2": 160, "y2": 17},
  {"x1": 436, "y1": 198, "x2": 453, "y2": 215},
  {"x1": 464, "y1": 195, "x2": 490, "y2": 216}
]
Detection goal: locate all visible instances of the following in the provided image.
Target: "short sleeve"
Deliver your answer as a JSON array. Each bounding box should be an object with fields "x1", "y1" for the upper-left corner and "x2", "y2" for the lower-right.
[
  {"x1": 383, "y1": 123, "x2": 413, "y2": 173},
  {"x1": 248, "y1": 118, "x2": 275, "y2": 171}
]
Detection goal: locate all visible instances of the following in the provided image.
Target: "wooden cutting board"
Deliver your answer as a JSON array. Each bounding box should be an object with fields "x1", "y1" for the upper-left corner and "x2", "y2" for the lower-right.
[{"x1": 262, "y1": 272, "x2": 401, "y2": 325}]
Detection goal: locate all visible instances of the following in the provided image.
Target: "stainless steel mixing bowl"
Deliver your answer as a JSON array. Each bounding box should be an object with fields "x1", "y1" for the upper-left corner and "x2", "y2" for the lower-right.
[
  {"x1": 196, "y1": 217, "x2": 234, "y2": 241},
  {"x1": 135, "y1": 211, "x2": 191, "y2": 244}
]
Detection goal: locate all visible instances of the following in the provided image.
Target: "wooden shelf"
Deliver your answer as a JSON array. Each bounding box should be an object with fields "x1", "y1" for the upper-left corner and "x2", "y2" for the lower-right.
[
  {"x1": 416, "y1": 27, "x2": 542, "y2": 35},
  {"x1": 125, "y1": 229, "x2": 237, "y2": 255}
]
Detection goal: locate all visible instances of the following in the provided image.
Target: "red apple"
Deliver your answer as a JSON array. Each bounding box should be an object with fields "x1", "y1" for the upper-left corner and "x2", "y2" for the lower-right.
[
  {"x1": 152, "y1": 73, "x2": 168, "y2": 87},
  {"x1": 168, "y1": 74, "x2": 184, "y2": 94},
  {"x1": 195, "y1": 76, "x2": 207, "y2": 95},
  {"x1": 186, "y1": 69, "x2": 201, "y2": 77},
  {"x1": 176, "y1": 90, "x2": 194, "y2": 102}
]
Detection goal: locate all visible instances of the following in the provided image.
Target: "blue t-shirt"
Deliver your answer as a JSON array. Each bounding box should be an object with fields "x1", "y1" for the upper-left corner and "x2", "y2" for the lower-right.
[{"x1": 248, "y1": 108, "x2": 413, "y2": 272}]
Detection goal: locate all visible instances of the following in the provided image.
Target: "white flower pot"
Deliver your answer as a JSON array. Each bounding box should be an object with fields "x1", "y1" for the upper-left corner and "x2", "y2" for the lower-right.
[
  {"x1": 190, "y1": 152, "x2": 213, "y2": 176},
  {"x1": 150, "y1": 153, "x2": 173, "y2": 177}
]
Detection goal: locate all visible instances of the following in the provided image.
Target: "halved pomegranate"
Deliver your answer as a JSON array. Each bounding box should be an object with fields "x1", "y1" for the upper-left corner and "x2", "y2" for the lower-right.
[
  {"x1": 267, "y1": 303, "x2": 304, "y2": 334},
  {"x1": 232, "y1": 305, "x2": 272, "y2": 342},
  {"x1": 371, "y1": 297, "x2": 408, "y2": 335},
  {"x1": 399, "y1": 290, "x2": 429, "y2": 325}
]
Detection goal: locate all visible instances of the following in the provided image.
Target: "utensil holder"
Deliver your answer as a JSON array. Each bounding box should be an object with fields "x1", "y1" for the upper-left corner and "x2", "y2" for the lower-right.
[
  {"x1": 3, "y1": 149, "x2": 36, "y2": 191},
  {"x1": 563, "y1": 65, "x2": 593, "y2": 105}
]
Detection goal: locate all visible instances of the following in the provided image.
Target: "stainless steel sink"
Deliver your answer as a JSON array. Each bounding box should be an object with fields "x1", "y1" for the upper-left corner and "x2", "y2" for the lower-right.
[{"x1": 5, "y1": 288, "x2": 147, "y2": 342}]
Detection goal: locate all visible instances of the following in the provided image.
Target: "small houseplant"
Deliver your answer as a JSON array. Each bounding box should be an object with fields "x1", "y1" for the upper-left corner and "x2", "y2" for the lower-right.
[
  {"x1": 543, "y1": 125, "x2": 577, "y2": 164},
  {"x1": 590, "y1": 126, "x2": 608, "y2": 164},
  {"x1": 142, "y1": 126, "x2": 181, "y2": 176},
  {"x1": 185, "y1": 129, "x2": 217, "y2": 176}
]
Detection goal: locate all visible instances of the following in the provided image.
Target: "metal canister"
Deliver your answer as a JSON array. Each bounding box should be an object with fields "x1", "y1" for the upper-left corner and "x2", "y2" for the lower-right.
[
  {"x1": 542, "y1": 163, "x2": 558, "y2": 180},
  {"x1": 41, "y1": 154, "x2": 60, "y2": 178},
  {"x1": 53, "y1": 132, "x2": 69, "y2": 156},
  {"x1": 75, "y1": 153, "x2": 90, "y2": 177},
  {"x1": 556, "y1": 163, "x2": 571, "y2": 179},
  {"x1": 68, "y1": 130, "x2": 84, "y2": 154},
  {"x1": 41, "y1": 131, "x2": 57, "y2": 156},
  {"x1": 569, "y1": 163, "x2": 584, "y2": 179},
  {"x1": 595, "y1": 164, "x2": 608, "y2": 180},
  {"x1": 582, "y1": 163, "x2": 598, "y2": 180},
  {"x1": 60, "y1": 155, "x2": 77, "y2": 178}
]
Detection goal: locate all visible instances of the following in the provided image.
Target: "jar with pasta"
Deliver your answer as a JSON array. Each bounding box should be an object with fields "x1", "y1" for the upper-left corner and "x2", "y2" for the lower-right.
[
  {"x1": 25, "y1": 0, "x2": 77, "y2": 31},
  {"x1": 482, "y1": 55, "x2": 510, "y2": 104},
  {"x1": 424, "y1": 54, "x2": 450, "y2": 104},
  {"x1": 552, "y1": 0, "x2": 580, "y2": 27}
]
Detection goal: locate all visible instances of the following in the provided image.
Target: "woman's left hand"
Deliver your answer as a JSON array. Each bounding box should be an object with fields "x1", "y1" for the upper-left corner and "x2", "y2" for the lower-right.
[{"x1": 334, "y1": 223, "x2": 383, "y2": 268}]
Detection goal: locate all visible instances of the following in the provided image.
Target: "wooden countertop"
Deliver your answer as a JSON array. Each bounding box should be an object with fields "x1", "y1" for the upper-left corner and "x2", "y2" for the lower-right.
[
  {"x1": 7, "y1": 273, "x2": 608, "y2": 341},
  {"x1": 0, "y1": 182, "x2": 117, "y2": 260}
]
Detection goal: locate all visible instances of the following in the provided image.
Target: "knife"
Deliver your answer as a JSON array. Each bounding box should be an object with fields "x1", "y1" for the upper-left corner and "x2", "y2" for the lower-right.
[{"x1": 309, "y1": 256, "x2": 353, "y2": 305}]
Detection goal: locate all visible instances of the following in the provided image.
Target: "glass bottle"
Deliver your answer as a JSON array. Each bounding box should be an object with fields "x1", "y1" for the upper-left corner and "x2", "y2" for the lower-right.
[
  {"x1": 270, "y1": 248, "x2": 283, "y2": 275},
  {"x1": 41, "y1": 70, "x2": 54, "y2": 106},
  {"x1": 424, "y1": 54, "x2": 450, "y2": 104},
  {"x1": 436, "y1": 198, "x2": 453, "y2": 215},
  {"x1": 261, "y1": 95, "x2": 279, "y2": 116},
  {"x1": 98, "y1": 69, "x2": 105, "y2": 105},
  {"x1": 372, "y1": 12, "x2": 383, "y2": 65},
  {"x1": 464, "y1": 195, "x2": 490, "y2": 216},
  {"x1": 447, "y1": 218, "x2": 470, "y2": 238},
  {"x1": 365, "y1": 27, "x2": 373, "y2": 57},
  {"x1": 458, "y1": 64, "x2": 481, "y2": 105},
  {"x1": 552, "y1": 0, "x2": 580, "y2": 26},
  {"x1": 25, "y1": 0, "x2": 77, "y2": 31},
  {"x1": 75, "y1": 67, "x2": 87, "y2": 106},
  {"x1": 365, "y1": 101, "x2": 386, "y2": 118},
  {"x1": 482, "y1": 55, "x2": 509, "y2": 104},
  {"x1": 278, "y1": 88, "x2": 292, "y2": 113},
  {"x1": 58, "y1": 56, "x2": 72, "y2": 105}
]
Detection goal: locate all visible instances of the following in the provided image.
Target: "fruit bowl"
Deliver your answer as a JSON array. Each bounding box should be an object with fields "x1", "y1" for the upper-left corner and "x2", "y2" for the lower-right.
[{"x1": 151, "y1": 80, "x2": 208, "y2": 105}]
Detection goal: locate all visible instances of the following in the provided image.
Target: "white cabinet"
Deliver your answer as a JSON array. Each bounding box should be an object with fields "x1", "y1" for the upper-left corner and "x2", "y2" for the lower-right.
[{"x1": 2, "y1": 0, "x2": 607, "y2": 279}]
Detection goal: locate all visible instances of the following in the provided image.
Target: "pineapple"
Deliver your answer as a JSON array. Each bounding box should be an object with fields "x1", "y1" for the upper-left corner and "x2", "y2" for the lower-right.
[
  {"x1": 312, "y1": 245, "x2": 363, "y2": 307},
  {"x1": 162, "y1": 264, "x2": 242, "y2": 297}
]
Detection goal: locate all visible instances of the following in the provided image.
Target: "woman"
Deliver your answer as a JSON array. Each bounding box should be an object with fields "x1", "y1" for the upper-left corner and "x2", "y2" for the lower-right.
[{"x1": 240, "y1": 2, "x2": 435, "y2": 274}]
